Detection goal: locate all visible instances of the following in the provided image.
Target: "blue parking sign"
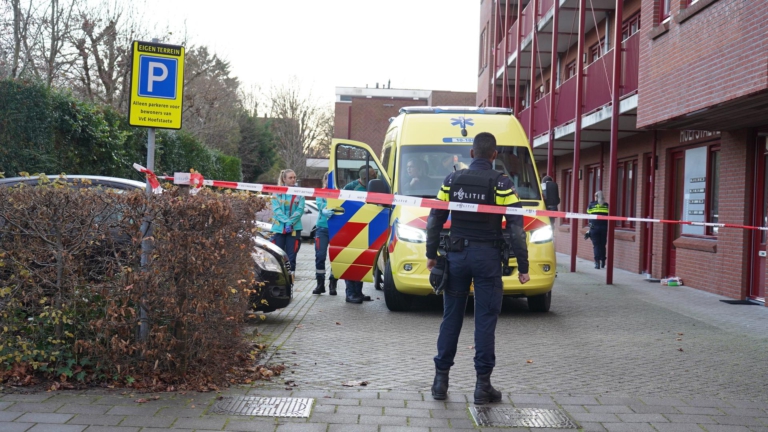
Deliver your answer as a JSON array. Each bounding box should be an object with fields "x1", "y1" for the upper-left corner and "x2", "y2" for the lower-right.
[{"x1": 138, "y1": 55, "x2": 178, "y2": 99}]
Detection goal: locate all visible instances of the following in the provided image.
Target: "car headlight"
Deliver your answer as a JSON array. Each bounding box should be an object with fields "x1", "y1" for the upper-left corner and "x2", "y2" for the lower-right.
[
  {"x1": 395, "y1": 221, "x2": 427, "y2": 243},
  {"x1": 252, "y1": 247, "x2": 283, "y2": 272},
  {"x1": 529, "y1": 225, "x2": 554, "y2": 244}
]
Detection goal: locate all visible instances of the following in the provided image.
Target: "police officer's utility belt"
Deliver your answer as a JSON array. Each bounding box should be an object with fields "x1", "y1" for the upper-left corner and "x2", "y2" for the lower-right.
[{"x1": 444, "y1": 236, "x2": 502, "y2": 252}]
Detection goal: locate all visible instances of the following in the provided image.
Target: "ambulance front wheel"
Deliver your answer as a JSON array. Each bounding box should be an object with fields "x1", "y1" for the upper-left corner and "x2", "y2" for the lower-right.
[
  {"x1": 383, "y1": 260, "x2": 411, "y2": 311},
  {"x1": 527, "y1": 290, "x2": 551, "y2": 313}
]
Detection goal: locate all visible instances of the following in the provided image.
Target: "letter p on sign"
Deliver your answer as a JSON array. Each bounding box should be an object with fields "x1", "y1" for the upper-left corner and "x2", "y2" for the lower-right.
[{"x1": 138, "y1": 55, "x2": 177, "y2": 99}]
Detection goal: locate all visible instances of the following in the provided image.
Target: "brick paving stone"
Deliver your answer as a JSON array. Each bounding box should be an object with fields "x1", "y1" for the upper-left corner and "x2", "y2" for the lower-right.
[
  {"x1": 90, "y1": 397, "x2": 134, "y2": 406},
  {"x1": 588, "y1": 405, "x2": 633, "y2": 414},
  {"x1": 728, "y1": 400, "x2": 768, "y2": 409},
  {"x1": 327, "y1": 425, "x2": 377, "y2": 432},
  {"x1": 66, "y1": 414, "x2": 124, "y2": 425},
  {"x1": 335, "y1": 405, "x2": 383, "y2": 416},
  {"x1": 358, "y1": 414, "x2": 407, "y2": 425},
  {"x1": 310, "y1": 404, "x2": 336, "y2": 413},
  {"x1": 104, "y1": 406, "x2": 159, "y2": 416},
  {"x1": 118, "y1": 416, "x2": 176, "y2": 428},
  {"x1": 554, "y1": 396, "x2": 600, "y2": 405},
  {"x1": 447, "y1": 418, "x2": 476, "y2": 428},
  {"x1": 602, "y1": 423, "x2": 656, "y2": 432},
  {"x1": 360, "y1": 398, "x2": 405, "y2": 407},
  {"x1": 224, "y1": 419, "x2": 279, "y2": 431},
  {"x1": 639, "y1": 397, "x2": 687, "y2": 406},
  {"x1": 714, "y1": 415, "x2": 765, "y2": 426},
  {"x1": 0, "y1": 394, "x2": 51, "y2": 402},
  {"x1": 571, "y1": 412, "x2": 621, "y2": 423},
  {"x1": 16, "y1": 412, "x2": 74, "y2": 423},
  {"x1": 560, "y1": 404, "x2": 589, "y2": 413},
  {"x1": 674, "y1": 406, "x2": 724, "y2": 415},
  {"x1": 404, "y1": 400, "x2": 445, "y2": 409},
  {"x1": 378, "y1": 392, "x2": 424, "y2": 401},
  {"x1": 664, "y1": 414, "x2": 717, "y2": 423},
  {"x1": 383, "y1": 407, "x2": 432, "y2": 417},
  {"x1": 45, "y1": 395, "x2": 99, "y2": 404},
  {"x1": 444, "y1": 402, "x2": 469, "y2": 411},
  {"x1": 7, "y1": 403, "x2": 63, "y2": 413},
  {"x1": 0, "y1": 401, "x2": 12, "y2": 410},
  {"x1": 139, "y1": 428, "x2": 193, "y2": 432},
  {"x1": 171, "y1": 417, "x2": 227, "y2": 429},
  {"x1": 81, "y1": 427, "x2": 140, "y2": 432},
  {"x1": 684, "y1": 398, "x2": 732, "y2": 408},
  {"x1": 703, "y1": 426, "x2": 751, "y2": 432},
  {"x1": 332, "y1": 391, "x2": 379, "y2": 399},
  {"x1": 306, "y1": 413, "x2": 357, "y2": 424},
  {"x1": 313, "y1": 398, "x2": 359, "y2": 406},
  {"x1": 0, "y1": 422, "x2": 34, "y2": 432},
  {"x1": 56, "y1": 404, "x2": 112, "y2": 415},
  {"x1": 274, "y1": 423, "x2": 328, "y2": 432},
  {"x1": 651, "y1": 424, "x2": 708, "y2": 432},
  {"x1": 576, "y1": 422, "x2": 608, "y2": 432},
  {"x1": 510, "y1": 395, "x2": 554, "y2": 404},
  {"x1": 380, "y1": 426, "x2": 429, "y2": 432},
  {"x1": 722, "y1": 408, "x2": 768, "y2": 417},
  {"x1": 598, "y1": 397, "x2": 642, "y2": 406},
  {"x1": 155, "y1": 407, "x2": 207, "y2": 417},
  {"x1": 617, "y1": 413, "x2": 669, "y2": 423},
  {"x1": 26, "y1": 424, "x2": 86, "y2": 432},
  {"x1": 0, "y1": 411, "x2": 23, "y2": 421},
  {"x1": 431, "y1": 409, "x2": 472, "y2": 419},
  {"x1": 628, "y1": 404, "x2": 680, "y2": 414},
  {"x1": 406, "y1": 416, "x2": 450, "y2": 428}
]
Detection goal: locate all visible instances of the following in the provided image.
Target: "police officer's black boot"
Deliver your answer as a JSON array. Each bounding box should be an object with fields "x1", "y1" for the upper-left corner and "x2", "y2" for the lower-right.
[
  {"x1": 312, "y1": 275, "x2": 325, "y2": 294},
  {"x1": 328, "y1": 277, "x2": 338, "y2": 296},
  {"x1": 594, "y1": 260, "x2": 600, "y2": 269},
  {"x1": 474, "y1": 372, "x2": 502, "y2": 405},
  {"x1": 601, "y1": 259, "x2": 606, "y2": 268},
  {"x1": 431, "y1": 367, "x2": 449, "y2": 400}
]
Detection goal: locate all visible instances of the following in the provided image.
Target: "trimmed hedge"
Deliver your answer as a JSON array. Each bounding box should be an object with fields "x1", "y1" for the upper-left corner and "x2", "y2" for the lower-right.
[{"x1": 0, "y1": 80, "x2": 242, "y2": 181}]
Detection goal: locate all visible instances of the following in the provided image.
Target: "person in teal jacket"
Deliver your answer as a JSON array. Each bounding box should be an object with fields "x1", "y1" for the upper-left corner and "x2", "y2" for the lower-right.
[
  {"x1": 270, "y1": 169, "x2": 304, "y2": 276},
  {"x1": 312, "y1": 172, "x2": 338, "y2": 295}
]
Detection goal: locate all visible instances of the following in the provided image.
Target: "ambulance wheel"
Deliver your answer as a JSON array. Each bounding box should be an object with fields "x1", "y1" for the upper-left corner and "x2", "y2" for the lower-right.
[
  {"x1": 527, "y1": 291, "x2": 551, "y2": 313},
  {"x1": 373, "y1": 264, "x2": 383, "y2": 291},
  {"x1": 383, "y1": 261, "x2": 411, "y2": 311}
]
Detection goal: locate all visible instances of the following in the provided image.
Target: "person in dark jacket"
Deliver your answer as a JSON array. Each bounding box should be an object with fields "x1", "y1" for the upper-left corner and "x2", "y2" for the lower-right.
[
  {"x1": 425, "y1": 132, "x2": 529, "y2": 404},
  {"x1": 587, "y1": 191, "x2": 609, "y2": 269}
]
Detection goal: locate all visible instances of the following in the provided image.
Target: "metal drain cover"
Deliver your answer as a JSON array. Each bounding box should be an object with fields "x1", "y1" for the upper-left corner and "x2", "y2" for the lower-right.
[
  {"x1": 469, "y1": 407, "x2": 577, "y2": 428},
  {"x1": 211, "y1": 396, "x2": 313, "y2": 417}
]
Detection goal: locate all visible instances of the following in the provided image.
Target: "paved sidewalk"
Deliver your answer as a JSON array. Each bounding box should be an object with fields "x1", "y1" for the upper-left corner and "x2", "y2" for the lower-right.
[{"x1": 1, "y1": 242, "x2": 766, "y2": 431}]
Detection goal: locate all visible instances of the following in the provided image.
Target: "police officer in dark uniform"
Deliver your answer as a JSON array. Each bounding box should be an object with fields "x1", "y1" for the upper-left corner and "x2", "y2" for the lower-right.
[
  {"x1": 587, "y1": 190, "x2": 609, "y2": 269},
  {"x1": 425, "y1": 132, "x2": 530, "y2": 404}
]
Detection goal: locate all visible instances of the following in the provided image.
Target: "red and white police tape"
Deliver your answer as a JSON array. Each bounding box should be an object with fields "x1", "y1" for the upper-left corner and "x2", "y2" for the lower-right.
[{"x1": 133, "y1": 163, "x2": 768, "y2": 231}]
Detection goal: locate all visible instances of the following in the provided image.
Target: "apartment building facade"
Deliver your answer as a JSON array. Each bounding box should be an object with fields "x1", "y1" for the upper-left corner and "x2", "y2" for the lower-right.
[{"x1": 478, "y1": 0, "x2": 768, "y2": 303}]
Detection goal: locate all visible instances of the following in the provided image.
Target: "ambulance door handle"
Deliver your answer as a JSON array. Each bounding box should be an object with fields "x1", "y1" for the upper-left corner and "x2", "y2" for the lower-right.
[{"x1": 331, "y1": 207, "x2": 345, "y2": 215}]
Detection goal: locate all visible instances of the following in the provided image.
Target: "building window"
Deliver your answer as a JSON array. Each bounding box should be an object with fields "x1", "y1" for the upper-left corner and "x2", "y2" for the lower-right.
[
  {"x1": 673, "y1": 145, "x2": 720, "y2": 237},
  {"x1": 660, "y1": 0, "x2": 672, "y2": 22},
  {"x1": 615, "y1": 159, "x2": 637, "y2": 229},
  {"x1": 562, "y1": 169, "x2": 572, "y2": 225},
  {"x1": 583, "y1": 164, "x2": 601, "y2": 226},
  {"x1": 622, "y1": 13, "x2": 641, "y2": 40},
  {"x1": 589, "y1": 42, "x2": 603, "y2": 64},
  {"x1": 479, "y1": 27, "x2": 488, "y2": 70},
  {"x1": 565, "y1": 61, "x2": 576, "y2": 80}
]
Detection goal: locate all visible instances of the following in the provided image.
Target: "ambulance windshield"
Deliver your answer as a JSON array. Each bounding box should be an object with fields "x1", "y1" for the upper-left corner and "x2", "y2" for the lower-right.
[{"x1": 398, "y1": 145, "x2": 542, "y2": 200}]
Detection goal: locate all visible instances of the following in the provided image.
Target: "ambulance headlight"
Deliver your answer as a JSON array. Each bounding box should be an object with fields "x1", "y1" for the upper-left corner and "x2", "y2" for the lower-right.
[
  {"x1": 530, "y1": 226, "x2": 554, "y2": 244},
  {"x1": 395, "y1": 221, "x2": 427, "y2": 243}
]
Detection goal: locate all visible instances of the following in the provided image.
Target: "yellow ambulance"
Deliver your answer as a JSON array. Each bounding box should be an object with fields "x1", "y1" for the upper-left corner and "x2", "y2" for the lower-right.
[{"x1": 326, "y1": 107, "x2": 557, "y2": 312}]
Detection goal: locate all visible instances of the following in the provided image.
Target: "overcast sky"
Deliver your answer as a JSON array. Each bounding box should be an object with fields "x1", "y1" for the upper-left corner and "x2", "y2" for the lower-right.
[{"x1": 149, "y1": 0, "x2": 480, "y2": 105}]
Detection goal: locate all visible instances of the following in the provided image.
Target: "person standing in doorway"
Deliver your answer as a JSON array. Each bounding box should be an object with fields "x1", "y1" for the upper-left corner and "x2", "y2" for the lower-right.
[
  {"x1": 587, "y1": 190, "x2": 609, "y2": 269},
  {"x1": 270, "y1": 169, "x2": 305, "y2": 278},
  {"x1": 313, "y1": 172, "x2": 338, "y2": 295}
]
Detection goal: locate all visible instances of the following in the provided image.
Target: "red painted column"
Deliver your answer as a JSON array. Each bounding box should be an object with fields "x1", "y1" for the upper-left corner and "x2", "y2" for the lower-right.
[
  {"x1": 606, "y1": 0, "x2": 624, "y2": 285},
  {"x1": 528, "y1": 0, "x2": 539, "y2": 149},
  {"x1": 647, "y1": 130, "x2": 657, "y2": 276},
  {"x1": 514, "y1": 0, "x2": 523, "y2": 115},
  {"x1": 570, "y1": 0, "x2": 586, "y2": 273},
  {"x1": 490, "y1": 0, "x2": 499, "y2": 105},
  {"x1": 547, "y1": 0, "x2": 559, "y2": 177},
  {"x1": 501, "y1": 0, "x2": 510, "y2": 108}
]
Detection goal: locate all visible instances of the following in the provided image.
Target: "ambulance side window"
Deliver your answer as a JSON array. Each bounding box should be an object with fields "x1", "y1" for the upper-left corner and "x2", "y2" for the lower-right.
[
  {"x1": 381, "y1": 145, "x2": 392, "y2": 174},
  {"x1": 335, "y1": 144, "x2": 386, "y2": 191}
]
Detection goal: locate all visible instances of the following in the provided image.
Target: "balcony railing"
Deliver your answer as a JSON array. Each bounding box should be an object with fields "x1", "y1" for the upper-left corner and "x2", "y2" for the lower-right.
[
  {"x1": 495, "y1": 37, "x2": 506, "y2": 69},
  {"x1": 539, "y1": 0, "x2": 555, "y2": 18},
  {"x1": 621, "y1": 32, "x2": 640, "y2": 97},
  {"x1": 520, "y1": 0, "x2": 534, "y2": 41},
  {"x1": 533, "y1": 96, "x2": 551, "y2": 137},
  {"x1": 507, "y1": 20, "x2": 519, "y2": 55},
  {"x1": 583, "y1": 49, "x2": 614, "y2": 114},
  {"x1": 554, "y1": 75, "x2": 577, "y2": 129}
]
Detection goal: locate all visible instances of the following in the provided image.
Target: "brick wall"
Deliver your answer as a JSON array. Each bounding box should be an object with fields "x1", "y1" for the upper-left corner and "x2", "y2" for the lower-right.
[
  {"x1": 429, "y1": 91, "x2": 477, "y2": 107},
  {"x1": 637, "y1": 0, "x2": 768, "y2": 128}
]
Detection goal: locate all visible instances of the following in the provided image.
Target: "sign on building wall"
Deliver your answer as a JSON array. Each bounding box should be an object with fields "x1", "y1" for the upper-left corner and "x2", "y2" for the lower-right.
[
  {"x1": 129, "y1": 41, "x2": 185, "y2": 129},
  {"x1": 682, "y1": 146, "x2": 708, "y2": 235}
]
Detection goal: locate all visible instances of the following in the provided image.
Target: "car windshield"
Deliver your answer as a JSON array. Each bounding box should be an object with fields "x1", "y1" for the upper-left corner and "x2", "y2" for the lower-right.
[{"x1": 397, "y1": 145, "x2": 541, "y2": 200}]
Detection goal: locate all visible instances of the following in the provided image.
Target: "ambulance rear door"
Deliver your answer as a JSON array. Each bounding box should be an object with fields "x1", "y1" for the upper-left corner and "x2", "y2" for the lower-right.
[{"x1": 327, "y1": 139, "x2": 392, "y2": 282}]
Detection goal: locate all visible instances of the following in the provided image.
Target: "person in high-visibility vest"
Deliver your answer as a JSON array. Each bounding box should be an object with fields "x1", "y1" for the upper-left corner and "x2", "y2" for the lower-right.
[{"x1": 586, "y1": 191, "x2": 609, "y2": 269}]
